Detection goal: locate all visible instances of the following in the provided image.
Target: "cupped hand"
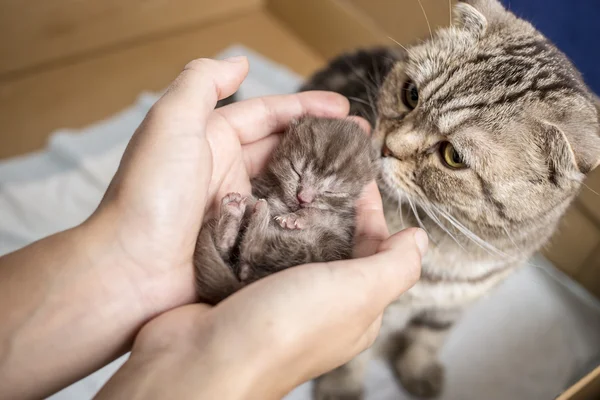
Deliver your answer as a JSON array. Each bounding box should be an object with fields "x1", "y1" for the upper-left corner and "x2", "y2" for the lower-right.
[
  {"x1": 98, "y1": 182, "x2": 426, "y2": 400},
  {"x1": 87, "y1": 57, "x2": 351, "y2": 311}
]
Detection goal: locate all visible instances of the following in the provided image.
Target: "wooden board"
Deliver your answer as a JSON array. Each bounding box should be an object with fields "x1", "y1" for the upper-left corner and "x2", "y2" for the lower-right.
[
  {"x1": 557, "y1": 366, "x2": 600, "y2": 400},
  {"x1": 579, "y1": 168, "x2": 600, "y2": 224},
  {"x1": 0, "y1": 10, "x2": 324, "y2": 159},
  {"x1": 542, "y1": 205, "x2": 600, "y2": 277},
  {"x1": 578, "y1": 247, "x2": 600, "y2": 299},
  {"x1": 348, "y1": 0, "x2": 455, "y2": 46},
  {"x1": 267, "y1": 0, "x2": 389, "y2": 60},
  {"x1": 0, "y1": 0, "x2": 263, "y2": 76}
]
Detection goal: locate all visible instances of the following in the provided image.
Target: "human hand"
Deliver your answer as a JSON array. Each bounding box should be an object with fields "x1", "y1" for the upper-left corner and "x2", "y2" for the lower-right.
[
  {"x1": 0, "y1": 57, "x2": 355, "y2": 400},
  {"x1": 96, "y1": 182, "x2": 426, "y2": 400},
  {"x1": 86, "y1": 57, "x2": 351, "y2": 313}
]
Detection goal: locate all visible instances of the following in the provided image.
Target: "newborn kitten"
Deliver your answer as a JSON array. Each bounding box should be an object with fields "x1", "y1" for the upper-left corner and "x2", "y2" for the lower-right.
[
  {"x1": 302, "y1": 0, "x2": 600, "y2": 398},
  {"x1": 194, "y1": 116, "x2": 377, "y2": 305}
]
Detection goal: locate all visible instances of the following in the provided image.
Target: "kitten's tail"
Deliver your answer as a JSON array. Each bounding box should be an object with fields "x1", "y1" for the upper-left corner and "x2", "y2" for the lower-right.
[{"x1": 194, "y1": 225, "x2": 243, "y2": 306}]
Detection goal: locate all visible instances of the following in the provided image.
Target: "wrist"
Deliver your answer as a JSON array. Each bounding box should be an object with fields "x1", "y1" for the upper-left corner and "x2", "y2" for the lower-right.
[
  {"x1": 80, "y1": 207, "x2": 197, "y2": 322},
  {"x1": 97, "y1": 306, "x2": 268, "y2": 400}
]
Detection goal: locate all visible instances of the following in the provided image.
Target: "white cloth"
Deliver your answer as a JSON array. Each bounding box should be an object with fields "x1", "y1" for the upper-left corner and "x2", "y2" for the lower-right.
[{"x1": 0, "y1": 45, "x2": 598, "y2": 400}]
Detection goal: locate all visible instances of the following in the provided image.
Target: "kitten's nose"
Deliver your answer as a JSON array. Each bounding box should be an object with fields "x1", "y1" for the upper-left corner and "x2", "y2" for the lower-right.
[{"x1": 297, "y1": 189, "x2": 315, "y2": 205}]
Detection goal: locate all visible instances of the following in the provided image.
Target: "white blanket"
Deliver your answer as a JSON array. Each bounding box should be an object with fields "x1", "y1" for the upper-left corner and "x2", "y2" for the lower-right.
[{"x1": 0, "y1": 45, "x2": 598, "y2": 400}]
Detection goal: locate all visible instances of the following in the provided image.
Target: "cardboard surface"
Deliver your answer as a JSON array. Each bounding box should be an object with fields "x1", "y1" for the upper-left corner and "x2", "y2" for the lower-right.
[
  {"x1": 0, "y1": 0, "x2": 262, "y2": 76},
  {"x1": 348, "y1": 0, "x2": 455, "y2": 45},
  {"x1": 544, "y1": 205, "x2": 600, "y2": 276},
  {"x1": 0, "y1": 8, "x2": 323, "y2": 159},
  {"x1": 268, "y1": 0, "x2": 388, "y2": 59},
  {"x1": 557, "y1": 366, "x2": 600, "y2": 400}
]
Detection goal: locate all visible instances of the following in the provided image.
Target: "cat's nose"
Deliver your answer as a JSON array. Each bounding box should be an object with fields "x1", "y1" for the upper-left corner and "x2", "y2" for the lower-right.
[
  {"x1": 382, "y1": 144, "x2": 393, "y2": 158},
  {"x1": 297, "y1": 190, "x2": 314, "y2": 205}
]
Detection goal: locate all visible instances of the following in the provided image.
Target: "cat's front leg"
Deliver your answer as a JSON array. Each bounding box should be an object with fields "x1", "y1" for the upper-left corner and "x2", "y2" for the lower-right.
[
  {"x1": 313, "y1": 351, "x2": 370, "y2": 400},
  {"x1": 390, "y1": 308, "x2": 462, "y2": 398},
  {"x1": 274, "y1": 208, "x2": 316, "y2": 230}
]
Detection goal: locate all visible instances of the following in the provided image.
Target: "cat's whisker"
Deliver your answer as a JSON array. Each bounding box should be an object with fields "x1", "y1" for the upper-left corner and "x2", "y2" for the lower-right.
[
  {"x1": 416, "y1": 0, "x2": 433, "y2": 38},
  {"x1": 434, "y1": 206, "x2": 507, "y2": 258},
  {"x1": 395, "y1": 197, "x2": 405, "y2": 229},
  {"x1": 502, "y1": 224, "x2": 522, "y2": 254},
  {"x1": 363, "y1": 84, "x2": 379, "y2": 124},
  {"x1": 421, "y1": 203, "x2": 465, "y2": 251},
  {"x1": 371, "y1": 58, "x2": 381, "y2": 87},
  {"x1": 407, "y1": 196, "x2": 430, "y2": 237},
  {"x1": 337, "y1": 58, "x2": 380, "y2": 124},
  {"x1": 449, "y1": 0, "x2": 453, "y2": 27},
  {"x1": 387, "y1": 36, "x2": 410, "y2": 53},
  {"x1": 582, "y1": 182, "x2": 600, "y2": 197},
  {"x1": 347, "y1": 96, "x2": 373, "y2": 109},
  {"x1": 348, "y1": 95, "x2": 377, "y2": 123},
  {"x1": 340, "y1": 58, "x2": 380, "y2": 93}
]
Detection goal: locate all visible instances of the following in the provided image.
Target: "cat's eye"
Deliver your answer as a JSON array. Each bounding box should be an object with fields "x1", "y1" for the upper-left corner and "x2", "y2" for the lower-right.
[
  {"x1": 401, "y1": 79, "x2": 419, "y2": 110},
  {"x1": 440, "y1": 142, "x2": 467, "y2": 169}
]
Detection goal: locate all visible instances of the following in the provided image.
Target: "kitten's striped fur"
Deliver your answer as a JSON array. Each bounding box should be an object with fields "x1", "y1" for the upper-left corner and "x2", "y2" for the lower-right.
[{"x1": 305, "y1": 0, "x2": 600, "y2": 398}]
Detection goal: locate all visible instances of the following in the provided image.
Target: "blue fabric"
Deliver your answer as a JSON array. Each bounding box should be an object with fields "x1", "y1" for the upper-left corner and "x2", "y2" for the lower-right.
[{"x1": 501, "y1": 0, "x2": 600, "y2": 95}]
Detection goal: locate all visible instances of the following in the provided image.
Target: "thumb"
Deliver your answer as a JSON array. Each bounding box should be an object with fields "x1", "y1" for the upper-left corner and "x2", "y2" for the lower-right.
[
  {"x1": 153, "y1": 57, "x2": 249, "y2": 129},
  {"x1": 340, "y1": 228, "x2": 427, "y2": 312}
]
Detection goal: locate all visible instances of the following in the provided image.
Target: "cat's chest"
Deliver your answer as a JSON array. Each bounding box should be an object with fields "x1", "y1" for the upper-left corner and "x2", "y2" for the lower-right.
[{"x1": 381, "y1": 196, "x2": 515, "y2": 308}]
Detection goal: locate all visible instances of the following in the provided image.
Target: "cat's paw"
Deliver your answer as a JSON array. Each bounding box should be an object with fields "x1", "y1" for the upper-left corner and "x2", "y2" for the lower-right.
[
  {"x1": 313, "y1": 381, "x2": 364, "y2": 400},
  {"x1": 396, "y1": 362, "x2": 444, "y2": 398},
  {"x1": 221, "y1": 192, "x2": 247, "y2": 218},
  {"x1": 274, "y1": 213, "x2": 307, "y2": 230}
]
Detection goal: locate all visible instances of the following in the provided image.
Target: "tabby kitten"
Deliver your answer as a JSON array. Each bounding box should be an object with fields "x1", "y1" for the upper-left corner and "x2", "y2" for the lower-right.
[
  {"x1": 194, "y1": 117, "x2": 376, "y2": 305},
  {"x1": 303, "y1": 0, "x2": 600, "y2": 398}
]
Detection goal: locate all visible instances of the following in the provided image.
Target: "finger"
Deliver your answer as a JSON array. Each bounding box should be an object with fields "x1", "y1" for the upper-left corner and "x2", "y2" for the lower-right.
[
  {"x1": 359, "y1": 314, "x2": 383, "y2": 350},
  {"x1": 153, "y1": 57, "x2": 249, "y2": 129},
  {"x1": 332, "y1": 228, "x2": 427, "y2": 313},
  {"x1": 352, "y1": 181, "x2": 389, "y2": 258},
  {"x1": 242, "y1": 134, "x2": 282, "y2": 177},
  {"x1": 211, "y1": 91, "x2": 350, "y2": 144}
]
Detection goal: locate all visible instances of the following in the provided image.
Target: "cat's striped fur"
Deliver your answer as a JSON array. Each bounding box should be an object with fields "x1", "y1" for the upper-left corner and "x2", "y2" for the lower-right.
[{"x1": 304, "y1": 0, "x2": 600, "y2": 398}]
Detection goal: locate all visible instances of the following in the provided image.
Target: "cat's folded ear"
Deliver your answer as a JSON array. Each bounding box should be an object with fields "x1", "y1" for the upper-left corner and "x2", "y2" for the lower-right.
[
  {"x1": 539, "y1": 118, "x2": 600, "y2": 182},
  {"x1": 458, "y1": 0, "x2": 506, "y2": 17},
  {"x1": 454, "y1": 0, "x2": 508, "y2": 37}
]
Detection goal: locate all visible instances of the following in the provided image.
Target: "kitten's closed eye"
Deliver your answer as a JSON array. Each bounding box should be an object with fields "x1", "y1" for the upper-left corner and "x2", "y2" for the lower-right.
[
  {"x1": 289, "y1": 160, "x2": 301, "y2": 177},
  {"x1": 323, "y1": 191, "x2": 349, "y2": 198}
]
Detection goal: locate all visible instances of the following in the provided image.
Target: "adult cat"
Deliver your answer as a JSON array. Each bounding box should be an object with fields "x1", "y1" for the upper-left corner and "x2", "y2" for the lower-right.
[{"x1": 302, "y1": 0, "x2": 600, "y2": 398}]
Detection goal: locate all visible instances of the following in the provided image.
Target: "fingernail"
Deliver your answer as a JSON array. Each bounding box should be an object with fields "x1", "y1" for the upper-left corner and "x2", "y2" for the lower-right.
[
  {"x1": 223, "y1": 56, "x2": 246, "y2": 63},
  {"x1": 414, "y1": 229, "x2": 429, "y2": 257}
]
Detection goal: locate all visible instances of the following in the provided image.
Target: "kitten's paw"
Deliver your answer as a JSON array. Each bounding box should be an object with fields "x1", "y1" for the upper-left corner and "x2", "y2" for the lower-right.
[
  {"x1": 238, "y1": 262, "x2": 252, "y2": 283},
  {"x1": 274, "y1": 213, "x2": 307, "y2": 230},
  {"x1": 221, "y1": 192, "x2": 247, "y2": 218},
  {"x1": 395, "y1": 361, "x2": 444, "y2": 398},
  {"x1": 253, "y1": 198, "x2": 268, "y2": 214}
]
